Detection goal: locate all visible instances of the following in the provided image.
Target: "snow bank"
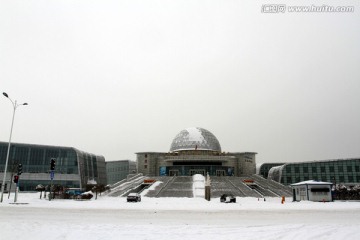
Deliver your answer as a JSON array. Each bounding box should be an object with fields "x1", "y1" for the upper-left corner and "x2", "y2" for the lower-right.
[
  {"x1": 192, "y1": 174, "x2": 205, "y2": 197},
  {"x1": 1, "y1": 193, "x2": 360, "y2": 240}
]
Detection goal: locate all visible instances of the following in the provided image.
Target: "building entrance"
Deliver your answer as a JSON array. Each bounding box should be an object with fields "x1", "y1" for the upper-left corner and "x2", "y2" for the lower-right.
[
  {"x1": 169, "y1": 170, "x2": 179, "y2": 176},
  {"x1": 189, "y1": 169, "x2": 205, "y2": 176}
]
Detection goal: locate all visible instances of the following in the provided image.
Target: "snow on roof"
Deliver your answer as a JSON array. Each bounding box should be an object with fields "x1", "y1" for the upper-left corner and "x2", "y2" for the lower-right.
[
  {"x1": 291, "y1": 180, "x2": 333, "y2": 186},
  {"x1": 186, "y1": 127, "x2": 203, "y2": 141},
  {"x1": 170, "y1": 127, "x2": 221, "y2": 152}
]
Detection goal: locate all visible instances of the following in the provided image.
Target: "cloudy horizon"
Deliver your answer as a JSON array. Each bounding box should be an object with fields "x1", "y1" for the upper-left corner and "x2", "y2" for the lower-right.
[{"x1": 1, "y1": 0, "x2": 359, "y2": 164}]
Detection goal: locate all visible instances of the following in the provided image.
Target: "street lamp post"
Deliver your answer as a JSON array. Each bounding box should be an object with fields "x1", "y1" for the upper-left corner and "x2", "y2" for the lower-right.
[{"x1": 0, "y1": 92, "x2": 28, "y2": 203}]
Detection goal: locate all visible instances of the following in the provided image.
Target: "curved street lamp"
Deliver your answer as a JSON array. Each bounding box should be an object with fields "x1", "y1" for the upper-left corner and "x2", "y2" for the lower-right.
[{"x1": 0, "y1": 92, "x2": 28, "y2": 202}]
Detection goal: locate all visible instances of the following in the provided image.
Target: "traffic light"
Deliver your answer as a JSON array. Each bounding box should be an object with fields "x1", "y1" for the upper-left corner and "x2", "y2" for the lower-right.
[
  {"x1": 17, "y1": 164, "x2": 23, "y2": 175},
  {"x1": 13, "y1": 175, "x2": 19, "y2": 184},
  {"x1": 50, "y1": 158, "x2": 56, "y2": 171}
]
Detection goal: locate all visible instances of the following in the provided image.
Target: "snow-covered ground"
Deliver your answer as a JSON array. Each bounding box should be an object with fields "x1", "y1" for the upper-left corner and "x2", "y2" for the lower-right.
[{"x1": 1, "y1": 193, "x2": 359, "y2": 240}]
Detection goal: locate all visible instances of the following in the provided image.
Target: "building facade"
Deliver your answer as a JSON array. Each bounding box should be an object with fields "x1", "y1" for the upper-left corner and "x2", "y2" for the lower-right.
[
  {"x1": 106, "y1": 160, "x2": 137, "y2": 185},
  {"x1": 0, "y1": 142, "x2": 106, "y2": 191},
  {"x1": 258, "y1": 163, "x2": 285, "y2": 178},
  {"x1": 136, "y1": 127, "x2": 257, "y2": 177},
  {"x1": 268, "y1": 158, "x2": 360, "y2": 186}
]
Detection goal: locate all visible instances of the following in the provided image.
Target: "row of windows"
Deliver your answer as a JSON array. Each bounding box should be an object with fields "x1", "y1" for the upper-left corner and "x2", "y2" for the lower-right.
[
  {"x1": 107, "y1": 171, "x2": 129, "y2": 184},
  {"x1": 0, "y1": 146, "x2": 78, "y2": 169},
  {"x1": 83, "y1": 156, "x2": 98, "y2": 178},
  {"x1": 22, "y1": 167, "x2": 77, "y2": 174},
  {"x1": 282, "y1": 175, "x2": 360, "y2": 184},
  {"x1": 0, "y1": 143, "x2": 106, "y2": 187},
  {"x1": 286, "y1": 165, "x2": 360, "y2": 173},
  {"x1": 290, "y1": 161, "x2": 360, "y2": 166},
  {"x1": 268, "y1": 159, "x2": 360, "y2": 185},
  {"x1": 283, "y1": 172, "x2": 360, "y2": 176},
  {"x1": 285, "y1": 163, "x2": 360, "y2": 173},
  {"x1": 106, "y1": 166, "x2": 129, "y2": 172}
]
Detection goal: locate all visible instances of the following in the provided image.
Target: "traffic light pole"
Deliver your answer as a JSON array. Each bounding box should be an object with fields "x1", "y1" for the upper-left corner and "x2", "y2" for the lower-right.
[
  {"x1": 1, "y1": 93, "x2": 28, "y2": 203},
  {"x1": 49, "y1": 177, "x2": 53, "y2": 201},
  {"x1": 0, "y1": 102, "x2": 16, "y2": 203},
  {"x1": 14, "y1": 182, "x2": 18, "y2": 203},
  {"x1": 7, "y1": 173, "x2": 13, "y2": 199},
  {"x1": 8, "y1": 162, "x2": 17, "y2": 199},
  {"x1": 49, "y1": 159, "x2": 55, "y2": 201},
  {"x1": 12, "y1": 175, "x2": 19, "y2": 202},
  {"x1": 13, "y1": 164, "x2": 22, "y2": 202},
  {"x1": 49, "y1": 169, "x2": 55, "y2": 201}
]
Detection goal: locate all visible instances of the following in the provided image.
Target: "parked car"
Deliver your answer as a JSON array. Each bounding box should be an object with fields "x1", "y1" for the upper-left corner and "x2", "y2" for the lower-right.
[
  {"x1": 220, "y1": 194, "x2": 236, "y2": 203},
  {"x1": 64, "y1": 188, "x2": 83, "y2": 199},
  {"x1": 74, "y1": 191, "x2": 93, "y2": 200},
  {"x1": 127, "y1": 193, "x2": 141, "y2": 202}
]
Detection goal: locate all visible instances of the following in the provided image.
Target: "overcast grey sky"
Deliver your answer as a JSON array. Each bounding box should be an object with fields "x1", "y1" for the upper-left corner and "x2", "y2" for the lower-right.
[{"x1": 1, "y1": 0, "x2": 359, "y2": 164}]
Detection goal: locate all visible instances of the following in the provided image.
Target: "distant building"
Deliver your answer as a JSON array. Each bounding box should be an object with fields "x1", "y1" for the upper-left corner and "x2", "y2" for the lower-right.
[
  {"x1": 136, "y1": 127, "x2": 257, "y2": 177},
  {"x1": 258, "y1": 163, "x2": 284, "y2": 178},
  {"x1": 291, "y1": 180, "x2": 333, "y2": 202},
  {"x1": 0, "y1": 142, "x2": 106, "y2": 191},
  {"x1": 106, "y1": 160, "x2": 137, "y2": 185},
  {"x1": 268, "y1": 158, "x2": 360, "y2": 186}
]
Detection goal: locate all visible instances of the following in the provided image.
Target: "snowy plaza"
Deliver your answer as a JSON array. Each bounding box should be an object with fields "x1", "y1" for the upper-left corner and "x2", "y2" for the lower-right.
[{"x1": 1, "y1": 193, "x2": 360, "y2": 240}]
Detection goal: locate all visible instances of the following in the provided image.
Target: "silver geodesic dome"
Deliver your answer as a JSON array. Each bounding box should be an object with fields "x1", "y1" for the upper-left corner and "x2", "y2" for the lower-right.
[{"x1": 170, "y1": 127, "x2": 221, "y2": 152}]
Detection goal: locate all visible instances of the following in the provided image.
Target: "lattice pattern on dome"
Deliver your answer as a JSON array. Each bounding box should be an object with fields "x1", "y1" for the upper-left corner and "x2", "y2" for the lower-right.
[{"x1": 170, "y1": 127, "x2": 221, "y2": 152}]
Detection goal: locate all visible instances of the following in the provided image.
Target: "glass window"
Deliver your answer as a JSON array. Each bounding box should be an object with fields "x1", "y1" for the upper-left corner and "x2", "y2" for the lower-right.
[
  {"x1": 347, "y1": 166, "x2": 353, "y2": 172},
  {"x1": 287, "y1": 177, "x2": 291, "y2": 183},
  {"x1": 329, "y1": 166, "x2": 334, "y2": 172},
  {"x1": 338, "y1": 166, "x2": 343, "y2": 172}
]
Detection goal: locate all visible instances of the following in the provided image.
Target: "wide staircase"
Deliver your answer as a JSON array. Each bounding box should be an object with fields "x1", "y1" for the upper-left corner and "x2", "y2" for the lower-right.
[
  {"x1": 105, "y1": 175, "x2": 292, "y2": 198},
  {"x1": 105, "y1": 174, "x2": 146, "y2": 197},
  {"x1": 251, "y1": 174, "x2": 292, "y2": 197},
  {"x1": 142, "y1": 176, "x2": 173, "y2": 197},
  {"x1": 210, "y1": 177, "x2": 246, "y2": 198},
  {"x1": 228, "y1": 177, "x2": 263, "y2": 198},
  {"x1": 154, "y1": 176, "x2": 193, "y2": 197}
]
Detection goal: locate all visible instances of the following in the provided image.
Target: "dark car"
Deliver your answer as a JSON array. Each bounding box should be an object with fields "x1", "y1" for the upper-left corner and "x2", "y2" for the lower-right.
[
  {"x1": 127, "y1": 193, "x2": 141, "y2": 202},
  {"x1": 220, "y1": 194, "x2": 236, "y2": 203},
  {"x1": 76, "y1": 191, "x2": 93, "y2": 200}
]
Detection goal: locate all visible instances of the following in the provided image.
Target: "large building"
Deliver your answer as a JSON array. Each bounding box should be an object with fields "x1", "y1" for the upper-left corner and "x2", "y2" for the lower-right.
[
  {"x1": 258, "y1": 163, "x2": 285, "y2": 178},
  {"x1": 106, "y1": 160, "x2": 137, "y2": 185},
  {"x1": 0, "y1": 142, "x2": 106, "y2": 191},
  {"x1": 136, "y1": 127, "x2": 257, "y2": 177},
  {"x1": 267, "y1": 158, "x2": 360, "y2": 186}
]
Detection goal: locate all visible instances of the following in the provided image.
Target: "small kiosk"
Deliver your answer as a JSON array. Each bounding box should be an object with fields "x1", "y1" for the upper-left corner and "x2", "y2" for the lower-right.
[{"x1": 291, "y1": 180, "x2": 333, "y2": 202}]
